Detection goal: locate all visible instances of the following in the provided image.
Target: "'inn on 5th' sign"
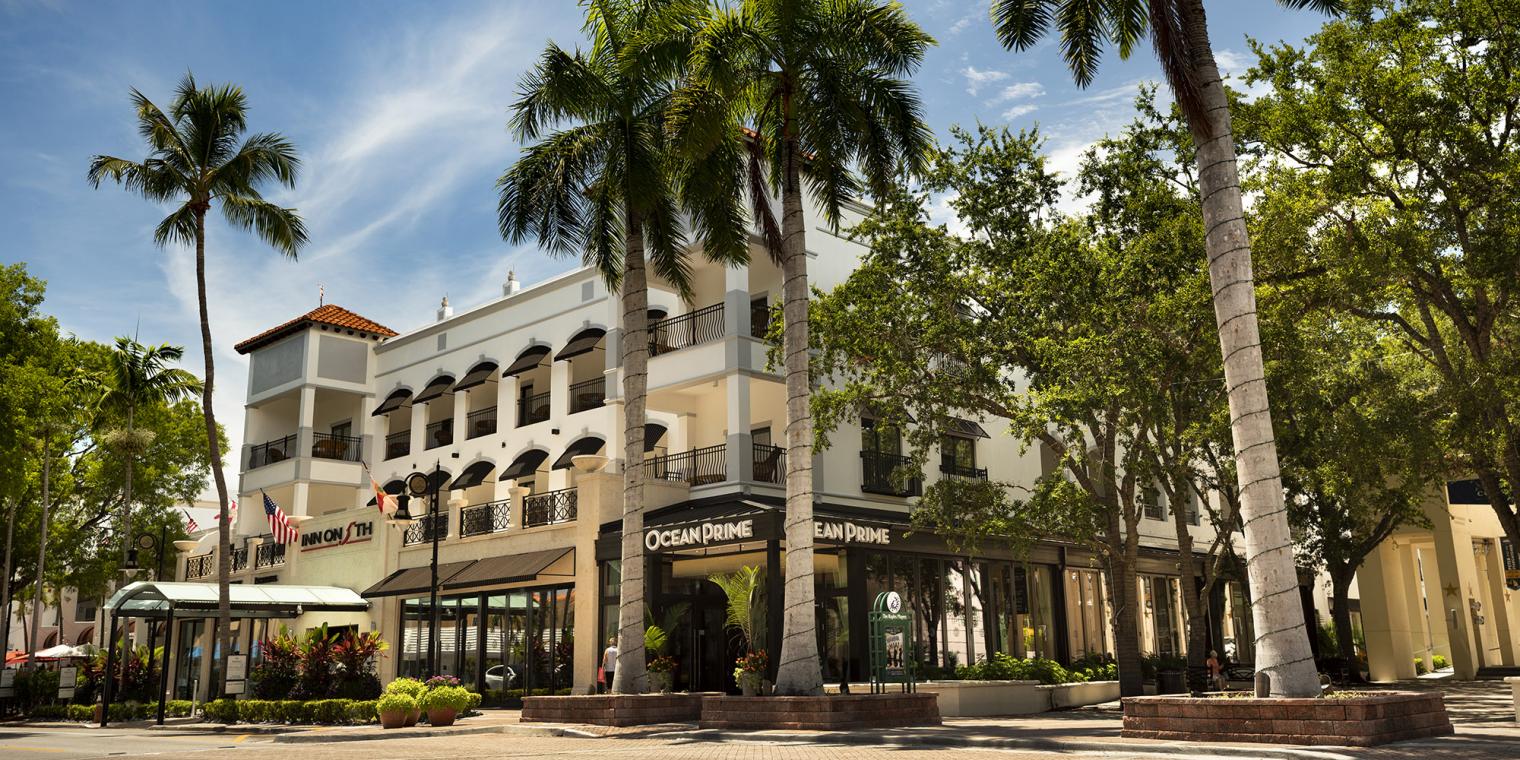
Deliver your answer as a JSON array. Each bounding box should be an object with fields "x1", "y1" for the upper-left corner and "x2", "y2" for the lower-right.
[
  {"x1": 301, "y1": 520, "x2": 374, "y2": 551},
  {"x1": 645, "y1": 517, "x2": 891, "y2": 551}
]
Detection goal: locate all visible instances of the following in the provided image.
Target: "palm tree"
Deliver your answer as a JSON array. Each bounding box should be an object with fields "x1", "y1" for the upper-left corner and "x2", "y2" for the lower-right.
[
  {"x1": 101, "y1": 337, "x2": 201, "y2": 566},
  {"x1": 989, "y1": 0, "x2": 1339, "y2": 697},
  {"x1": 498, "y1": 0, "x2": 748, "y2": 694},
  {"x1": 679, "y1": 0, "x2": 933, "y2": 695},
  {"x1": 89, "y1": 73, "x2": 307, "y2": 698}
]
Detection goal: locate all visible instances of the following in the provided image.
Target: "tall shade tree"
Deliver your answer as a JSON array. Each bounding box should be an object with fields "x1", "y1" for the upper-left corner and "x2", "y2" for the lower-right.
[
  {"x1": 498, "y1": 0, "x2": 748, "y2": 694},
  {"x1": 101, "y1": 337, "x2": 201, "y2": 566},
  {"x1": 989, "y1": 0, "x2": 1342, "y2": 697},
  {"x1": 679, "y1": 0, "x2": 934, "y2": 696},
  {"x1": 89, "y1": 73, "x2": 307, "y2": 697}
]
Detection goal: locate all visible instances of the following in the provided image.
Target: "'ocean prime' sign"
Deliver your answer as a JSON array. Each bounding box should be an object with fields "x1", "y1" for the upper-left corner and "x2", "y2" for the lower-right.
[
  {"x1": 646, "y1": 519, "x2": 754, "y2": 551},
  {"x1": 301, "y1": 520, "x2": 374, "y2": 551},
  {"x1": 815, "y1": 520, "x2": 891, "y2": 545}
]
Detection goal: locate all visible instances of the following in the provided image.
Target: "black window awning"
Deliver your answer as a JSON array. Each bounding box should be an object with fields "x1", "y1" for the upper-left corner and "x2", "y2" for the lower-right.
[
  {"x1": 366, "y1": 479, "x2": 406, "y2": 506},
  {"x1": 372, "y1": 389, "x2": 412, "y2": 416},
  {"x1": 441, "y1": 548, "x2": 573, "y2": 591},
  {"x1": 453, "y1": 361, "x2": 499, "y2": 392},
  {"x1": 644, "y1": 423, "x2": 667, "y2": 452},
  {"x1": 947, "y1": 417, "x2": 989, "y2": 439},
  {"x1": 407, "y1": 469, "x2": 452, "y2": 494},
  {"x1": 555, "y1": 327, "x2": 606, "y2": 361},
  {"x1": 862, "y1": 402, "x2": 914, "y2": 424},
  {"x1": 503, "y1": 345, "x2": 551, "y2": 377},
  {"x1": 361, "y1": 560, "x2": 476, "y2": 598},
  {"x1": 499, "y1": 449, "x2": 549, "y2": 481},
  {"x1": 448, "y1": 460, "x2": 496, "y2": 490},
  {"x1": 552, "y1": 436, "x2": 606, "y2": 469},
  {"x1": 413, "y1": 374, "x2": 455, "y2": 404}
]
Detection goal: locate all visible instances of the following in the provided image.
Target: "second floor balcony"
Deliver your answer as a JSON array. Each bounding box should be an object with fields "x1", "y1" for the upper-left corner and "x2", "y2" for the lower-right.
[
  {"x1": 255, "y1": 542, "x2": 286, "y2": 569},
  {"x1": 248, "y1": 432, "x2": 362, "y2": 469},
  {"x1": 649, "y1": 302, "x2": 725, "y2": 356},
  {"x1": 645, "y1": 444, "x2": 727, "y2": 486},
  {"x1": 185, "y1": 553, "x2": 214, "y2": 580},
  {"x1": 518, "y1": 390, "x2": 551, "y2": 426},
  {"x1": 861, "y1": 450, "x2": 922, "y2": 497},
  {"x1": 403, "y1": 512, "x2": 449, "y2": 546},
  {"x1": 940, "y1": 462, "x2": 988, "y2": 480},
  {"x1": 569, "y1": 377, "x2": 606, "y2": 413},
  {"x1": 386, "y1": 431, "x2": 410, "y2": 460},
  {"x1": 248, "y1": 434, "x2": 296, "y2": 469},
  {"x1": 523, "y1": 488, "x2": 577, "y2": 528},
  {"x1": 461, "y1": 498, "x2": 511, "y2": 536},
  {"x1": 312, "y1": 432, "x2": 362, "y2": 462},
  {"x1": 425, "y1": 419, "x2": 453, "y2": 449},
  {"x1": 466, "y1": 407, "x2": 497, "y2": 439}
]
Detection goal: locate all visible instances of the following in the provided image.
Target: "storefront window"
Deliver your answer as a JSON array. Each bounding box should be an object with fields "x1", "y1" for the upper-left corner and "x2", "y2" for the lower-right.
[
  {"x1": 965, "y1": 562, "x2": 986, "y2": 664},
  {"x1": 484, "y1": 594, "x2": 508, "y2": 690},
  {"x1": 1223, "y1": 581, "x2": 1253, "y2": 664},
  {"x1": 1064, "y1": 568, "x2": 1112, "y2": 660},
  {"x1": 943, "y1": 560, "x2": 972, "y2": 670},
  {"x1": 912, "y1": 557, "x2": 944, "y2": 673},
  {"x1": 174, "y1": 619, "x2": 203, "y2": 700},
  {"x1": 399, "y1": 597, "x2": 429, "y2": 679}
]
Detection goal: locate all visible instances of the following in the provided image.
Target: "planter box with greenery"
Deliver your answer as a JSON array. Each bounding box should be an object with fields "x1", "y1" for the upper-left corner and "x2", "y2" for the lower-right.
[
  {"x1": 418, "y1": 685, "x2": 472, "y2": 727},
  {"x1": 376, "y1": 693, "x2": 417, "y2": 729}
]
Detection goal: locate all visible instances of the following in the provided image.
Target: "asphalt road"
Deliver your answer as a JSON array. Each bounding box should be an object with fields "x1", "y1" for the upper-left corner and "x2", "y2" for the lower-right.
[{"x1": 0, "y1": 726, "x2": 273, "y2": 758}]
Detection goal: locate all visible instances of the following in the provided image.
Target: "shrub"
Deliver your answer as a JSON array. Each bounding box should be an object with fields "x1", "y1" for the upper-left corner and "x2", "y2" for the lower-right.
[
  {"x1": 203, "y1": 699, "x2": 240, "y2": 723},
  {"x1": 384, "y1": 677, "x2": 426, "y2": 699},
  {"x1": 29, "y1": 704, "x2": 68, "y2": 720},
  {"x1": 1414, "y1": 658, "x2": 1428, "y2": 675},
  {"x1": 167, "y1": 700, "x2": 194, "y2": 718},
  {"x1": 67, "y1": 704, "x2": 93, "y2": 722},
  {"x1": 376, "y1": 692, "x2": 417, "y2": 716},
  {"x1": 424, "y1": 674, "x2": 461, "y2": 690},
  {"x1": 1432, "y1": 654, "x2": 1450, "y2": 670},
  {"x1": 418, "y1": 685, "x2": 472, "y2": 713},
  {"x1": 953, "y1": 653, "x2": 1081, "y2": 685},
  {"x1": 252, "y1": 629, "x2": 301, "y2": 699}
]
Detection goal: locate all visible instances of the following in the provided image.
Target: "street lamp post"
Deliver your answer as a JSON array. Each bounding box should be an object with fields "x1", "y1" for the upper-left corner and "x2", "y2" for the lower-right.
[
  {"x1": 387, "y1": 462, "x2": 444, "y2": 678},
  {"x1": 121, "y1": 526, "x2": 168, "y2": 711}
]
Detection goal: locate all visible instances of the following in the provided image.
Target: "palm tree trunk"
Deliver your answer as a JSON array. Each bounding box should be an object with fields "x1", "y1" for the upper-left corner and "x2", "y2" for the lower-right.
[
  {"x1": 611, "y1": 215, "x2": 649, "y2": 695},
  {"x1": 28, "y1": 424, "x2": 51, "y2": 667},
  {"x1": 123, "y1": 404, "x2": 135, "y2": 565},
  {"x1": 1181, "y1": 0, "x2": 1318, "y2": 698},
  {"x1": 0, "y1": 498, "x2": 16, "y2": 657},
  {"x1": 193, "y1": 208, "x2": 234, "y2": 698},
  {"x1": 774, "y1": 130, "x2": 823, "y2": 697}
]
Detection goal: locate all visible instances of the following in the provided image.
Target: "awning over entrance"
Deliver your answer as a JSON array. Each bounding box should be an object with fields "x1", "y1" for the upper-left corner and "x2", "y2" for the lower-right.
[
  {"x1": 412, "y1": 374, "x2": 455, "y2": 404},
  {"x1": 361, "y1": 560, "x2": 477, "y2": 598},
  {"x1": 453, "y1": 361, "x2": 498, "y2": 392},
  {"x1": 503, "y1": 345, "x2": 551, "y2": 377},
  {"x1": 448, "y1": 460, "x2": 495, "y2": 490},
  {"x1": 552, "y1": 436, "x2": 605, "y2": 470},
  {"x1": 499, "y1": 448, "x2": 549, "y2": 481},
  {"x1": 105, "y1": 581, "x2": 369, "y2": 619},
  {"x1": 372, "y1": 388, "x2": 412, "y2": 416},
  {"x1": 441, "y1": 548, "x2": 574, "y2": 590},
  {"x1": 947, "y1": 416, "x2": 990, "y2": 438},
  {"x1": 555, "y1": 327, "x2": 606, "y2": 361}
]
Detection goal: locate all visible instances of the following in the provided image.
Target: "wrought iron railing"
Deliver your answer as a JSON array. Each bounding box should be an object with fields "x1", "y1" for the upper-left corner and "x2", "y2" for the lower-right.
[
  {"x1": 861, "y1": 450, "x2": 921, "y2": 497},
  {"x1": 255, "y1": 542, "x2": 286, "y2": 569},
  {"x1": 569, "y1": 377, "x2": 606, "y2": 413},
  {"x1": 311, "y1": 432, "x2": 362, "y2": 462},
  {"x1": 518, "y1": 391, "x2": 550, "y2": 426},
  {"x1": 752, "y1": 443, "x2": 785, "y2": 485},
  {"x1": 425, "y1": 419, "x2": 453, "y2": 449},
  {"x1": 523, "y1": 488, "x2": 577, "y2": 527},
  {"x1": 386, "y1": 431, "x2": 410, "y2": 460},
  {"x1": 185, "y1": 554, "x2": 214, "y2": 579},
  {"x1": 461, "y1": 499, "x2": 511, "y2": 536},
  {"x1": 403, "y1": 513, "x2": 448, "y2": 546},
  {"x1": 248, "y1": 434, "x2": 296, "y2": 469},
  {"x1": 649, "y1": 302, "x2": 725, "y2": 356},
  {"x1": 939, "y1": 462, "x2": 988, "y2": 480},
  {"x1": 231, "y1": 546, "x2": 249, "y2": 572},
  {"x1": 466, "y1": 406, "x2": 497, "y2": 439},
  {"x1": 644, "y1": 444, "x2": 727, "y2": 486},
  {"x1": 750, "y1": 300, "x2": 771, "y2": 339}
]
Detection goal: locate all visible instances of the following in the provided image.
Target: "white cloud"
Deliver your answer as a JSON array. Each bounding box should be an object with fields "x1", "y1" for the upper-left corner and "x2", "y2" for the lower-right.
[
  {"x1": 991, "y1": 81, "x2": 1044, "y2": 104},
  {"x1": 1001, "y1": 103, "x2": 1039, "y2": 120},
  {"x1": 960, "y1": 65, "x2": 1009, "y2": 96}
]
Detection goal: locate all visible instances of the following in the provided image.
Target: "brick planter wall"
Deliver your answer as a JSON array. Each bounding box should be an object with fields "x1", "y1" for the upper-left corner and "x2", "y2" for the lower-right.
[
  {"x1": 700, "y1": 693, "x2": 941, "y2": 730},
  {"x1": 1122, "y1": 692, "x2": 1452, "y2": 747},
  {"x1": 521, "y1": 693, "x2": 708, "y2": 726}
]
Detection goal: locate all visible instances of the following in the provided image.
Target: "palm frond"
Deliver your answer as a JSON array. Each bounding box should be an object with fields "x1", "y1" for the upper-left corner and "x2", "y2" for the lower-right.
[
  {"x1": 1277, "y1": 0, "x2": 1343, "y2": 12},
  {"x1": 991, "y1": 0, "x2": 1059, "y2": 52},
  {"x1": 1149, "y1": 0, "x2": 1207, "y2": 134},
  {"x1": 213, "y1": 132, "x2": 301, "y2": 195},
  {"x1": 1056, "y1": 0, "x2": 1107, "y2": 88},
  {"x1": 220, "y1": 194, "x2": 307, "y2": 259},
  {"x1": 497, "y1": 122, "x2": 612, "y2": 254},
  {"x1": 1106, "y1": 0, "x2": 1149, "y2": 59},
  {"x1": 511, "y1": 45, "x2": 616, "y2": 140},
  {"x1": 151, "y1": 203, "x2": 199, "y2": 249}
]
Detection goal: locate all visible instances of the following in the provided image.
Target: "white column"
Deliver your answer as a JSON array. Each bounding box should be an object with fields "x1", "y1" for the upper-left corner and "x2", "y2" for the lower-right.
[
  {"x1": 451, "y1": 390, "x2": 469, "y2": 445},
  {"x1": 409, "y1": 402, "x2": 427, "y2": 461},
  {"x1": 726, "y1": 374, "x2": 751, "y2": 482},
  {"x1": 550, "y1": 360, "x2": 571, "y2": 422},
  {"x1": 499, "y1": 376, "x2": 519, "y2": 431},
  {"x1": 1481, "y1": 539, "x2": 1515, "y2": 666},
  {"x1": 1427, "y1": 499, "x2": 1484, "y2": 679},
  {"x1": 1359, "y1": 540, "x2": 1417, "y2": 681}
]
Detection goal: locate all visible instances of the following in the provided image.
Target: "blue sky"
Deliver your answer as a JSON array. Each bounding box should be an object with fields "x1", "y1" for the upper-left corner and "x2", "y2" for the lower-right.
[{"x1": 0, "y1": 0, "x2": 1328, "y2": 496}]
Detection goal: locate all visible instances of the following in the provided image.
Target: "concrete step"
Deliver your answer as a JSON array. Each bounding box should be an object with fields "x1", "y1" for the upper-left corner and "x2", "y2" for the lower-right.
[{"x1": 1475, "y1": 666, "x2": 1520, "y2": 680}]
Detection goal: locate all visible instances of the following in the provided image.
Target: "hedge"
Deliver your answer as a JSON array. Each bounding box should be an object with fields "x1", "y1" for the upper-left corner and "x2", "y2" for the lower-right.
[
  {"x1": 202, "y1": 698, "x2": 379, "y2": 725},
  {"x1": 953, "y1": 653, "x2": 1118, "y2": 685}
]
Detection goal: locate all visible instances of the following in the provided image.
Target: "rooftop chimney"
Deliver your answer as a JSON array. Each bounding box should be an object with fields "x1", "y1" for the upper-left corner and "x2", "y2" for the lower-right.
[
  {"x1": 437, "y1": 296, "x2": 453, "y2": 322},
  {"x1": 503, "y1": 270, "x2": 521, "y2": 296}
]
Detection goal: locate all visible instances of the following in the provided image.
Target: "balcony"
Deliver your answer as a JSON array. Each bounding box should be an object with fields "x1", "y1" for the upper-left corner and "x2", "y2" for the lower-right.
[
  {"x1": 312, "y1": 432, "x2": 362, "y2": 462},
  {"x1": 940, "y1": 463, "x2": 988, "y2": 480},
  {"x1": 255, "y1": 542, "x2": 286, "y2": 570},
  {"x1": 386, "y1": 431, "x2": 410, "y2": 460},
  {"x1": 231, "y1": 546, "x2": 249, "y2": 572},
  {"x1": 750, "y1": 299, "x2": 771, "y2": 339},
  {"x1": 645, "y1": 444, "x2": 727, "y2": 486},
  {"x1": 752, "y1": 443, "x2": 785, "y2": 485},
  {"x1": 861, "y1": 450, "x2": 922, "y2": 497},
  {"x1": 461, "y1": 498, "x2": 511, "y2": 536},
  {"x1": 248, "y1": 434, "x2": 296, "y2": 469},
  {"x1": 649, "y1": 302, "x2": 724, "y2": 356},
  {"x1": 185, "y1": 554, "x2": 214, "y2": 580},
  {"x1": 424, "y1": 419, "x2": 453, "y2": 450},
  {"x1": 466, "y1": 407, "x2": 497, "y2": 439},
  {"x1": 518, "y1": 391, "x2": 550, "y2": 427},
  {"x1": 523, "y1": 488, "x2": 577, "y2": 528},
  {"x1": 569, "y1": 377, "x2": 606, "y2": 413},
  {"x1": 403, "y1": 512, "x2": 448, "y2": 546}
]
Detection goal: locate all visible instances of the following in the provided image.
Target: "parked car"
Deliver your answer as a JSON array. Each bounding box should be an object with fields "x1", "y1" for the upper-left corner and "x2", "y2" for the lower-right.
[{"x1": 484, "y1": 665, "x2": 517, "y2": 690}]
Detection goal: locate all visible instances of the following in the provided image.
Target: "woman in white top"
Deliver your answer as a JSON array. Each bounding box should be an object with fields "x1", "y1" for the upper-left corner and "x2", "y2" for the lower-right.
[{"x1": 601, "y1": 637, "x2": 618, "y2": 693}]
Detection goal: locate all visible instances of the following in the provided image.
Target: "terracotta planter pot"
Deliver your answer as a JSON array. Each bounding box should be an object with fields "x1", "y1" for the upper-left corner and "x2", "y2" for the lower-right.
[
  {"x1": 379, "y1": 709, "x2": 408, "y2": 729},
  {"x1": 404, "y1": 708, "x2": 420, "y2": 727},
  {"x1": 427, "y1": 707, "x2": 458, "y2": 727}
]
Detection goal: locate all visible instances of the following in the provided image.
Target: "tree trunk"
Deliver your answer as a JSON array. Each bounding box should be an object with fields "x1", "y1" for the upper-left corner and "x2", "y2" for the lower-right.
[
  {"x1": 773, "y1": 127, "x2": 823, "y2": 697},
  {"x1": 193, "y1": 208, "x2": 234, "y2": 699},
  {"x1": 1104, "y1": 511, "x2": 1144, "y2": 697},
  {"x1": 1330, "y1": 569, "x2": 1360, "y2": 680},
  {"x1": 0, "y1": 499, "x2": 16, "y2": 658},
  {"x1": 28, "y1": 424, "x2": 51, "y2": 667},
  {"x1": 123, "y1": 404, "x2": 135, "y2": 565},
  {"x1": 1170, "y1": 490, "x2": 1209, "y2": 670},
  {"x1": 1180, "y1": 0, "x2": 1318, "y2": 697},
  {"x1": 610, "y1": 215, "x2": 649, "y2": 695}
]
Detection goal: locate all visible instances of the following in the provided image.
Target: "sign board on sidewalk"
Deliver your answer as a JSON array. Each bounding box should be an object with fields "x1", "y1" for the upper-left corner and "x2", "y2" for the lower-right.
[
  {"x1": 226, "y1": 654, "x2": 247, "y2": 682},
  {"x1": 868, "y1": 591, "x2": 915, "y2": 694},
  {"x1": 57, "y1": 666, "x2": 77, "y2": 699},
  {"x1": 0, "y1": 669, "x2": 14, "y2": 698},
  {"x1": 224, "y1": 679, "x2": 245, "y2": 695}
]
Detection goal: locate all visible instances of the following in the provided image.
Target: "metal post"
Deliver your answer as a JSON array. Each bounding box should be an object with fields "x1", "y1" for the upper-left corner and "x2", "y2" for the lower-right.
[
  {"x1": 427, "y1": 462, "x2": 441, "y2": 677},
  {"x1": 100, "y1": 611, "x2": 118, "y2": 727},
  {"x1": 155, "y1": 609, "x2": 174, "y2": 725},
  {"x1": 144, "y1": 528, "x2": 166, "y2": 697}
]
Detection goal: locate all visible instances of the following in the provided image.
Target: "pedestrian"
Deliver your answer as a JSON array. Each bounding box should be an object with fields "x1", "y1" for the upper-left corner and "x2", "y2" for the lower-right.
[
  {"x1": 601, "y1": 636, "x2": 618, "y2": 693},
  {"x1": 1206, "y1": 649, "x2": 1226, "y2": 691}
]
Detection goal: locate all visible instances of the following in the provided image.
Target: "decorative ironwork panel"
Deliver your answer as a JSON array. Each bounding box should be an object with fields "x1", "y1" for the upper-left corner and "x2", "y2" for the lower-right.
[
  {"x1": 248, "y1": 434, "x2": 296, "y2": 469},
  {"x1": 255, "y1": 542, "x2": 287, "y2": 569},
  {"x1": 643, "y1": 444, "x2": 727, "y2": 486},
  {"x1": 523, "y1": 488, "x2": 577, "y2": 527},
  {"x1": 403, "y1": 512, "x2": 448, "y2": 546},
  {"x1": 649, "y1": 302, "x2": 725, "y2": 356},
  {"x1": 461, "y1": 499, "x2": 511, "y2": 536}
]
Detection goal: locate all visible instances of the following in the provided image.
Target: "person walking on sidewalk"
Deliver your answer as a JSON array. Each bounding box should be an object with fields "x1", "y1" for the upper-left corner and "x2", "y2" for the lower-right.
[{"x1": 601, "y1": 637, "x2": 618, "y2": 694}]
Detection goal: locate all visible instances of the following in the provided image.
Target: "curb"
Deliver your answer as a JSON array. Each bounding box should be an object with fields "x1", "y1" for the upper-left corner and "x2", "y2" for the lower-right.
[
  {"x1": 649, "y1": 728, "x2": 1363, "y2": 760},
  {"x1": 145, "y1": 723, "x2": 297, "y2": 734},
  {"x1": 270, "y1": 722, "x2": 584, "y2": 744}
]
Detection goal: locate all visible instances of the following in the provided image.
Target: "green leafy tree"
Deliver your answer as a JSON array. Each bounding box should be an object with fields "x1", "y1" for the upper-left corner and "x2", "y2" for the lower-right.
[
  {"x1": 497, "y1": 0, "x2": 748, "y2": 694},
  {"x1": 679, "y1": 0, "x2": 934, "y2": 696},
  {"x1": 988, "y1": 0, "x2": 1342, "y2": 697},
  {"x1": 89, "y1": 72, "x2": 308, "y2": 696}
]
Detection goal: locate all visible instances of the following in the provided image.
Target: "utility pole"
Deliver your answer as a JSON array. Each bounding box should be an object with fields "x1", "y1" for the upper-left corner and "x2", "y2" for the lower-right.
[{"x1": 28, "y1": 423, "x2": 52, "y2": 666}]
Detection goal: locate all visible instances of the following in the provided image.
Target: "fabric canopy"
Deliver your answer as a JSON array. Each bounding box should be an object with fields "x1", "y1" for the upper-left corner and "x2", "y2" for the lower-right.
[
  {"x1": 453, "y1": 361, "x2": 498, "y2": 392},
  {"x1": 644, "y1": 422, "x2": 668, "y2": 452},
  {"x1": 106, "y1": 581, "x2": 368, "y2": 618},
  {"x1": 555, "y1": 327, "x2": 606, "y2": 361},
  {"x1": 361, "y1": 561, "x2": 476, "y2": 598},
  {"x1": 499, "y1": 449, "x2": 549, "y2": 481},
  {"x1": 552, "y1": 436, "x2": 606, "y2": 469},
  {"x1": 448, "y1": 460, "x2": 496, "y2": 490},
  {"x1": 415, "y1": 469, "x2": 452, "y2": 494},
  {"x1": 441, "y1": 548, "x2": 573, "y2": 591},
  {"x1": 367, "y1": 479, "x2": 405, "y2": 506},
  {"x1": 412, "y1": 374, "x2": 455, "y2": 404},
  {"x1": 502, "y1": 345, "x2": 551, "y2": 377},
  {"x1": 371, "y1": 388, "x2": 411, "y2": 416},
  {"x1": 946, "y1": 417, "x2": 990, "y2": 439}
]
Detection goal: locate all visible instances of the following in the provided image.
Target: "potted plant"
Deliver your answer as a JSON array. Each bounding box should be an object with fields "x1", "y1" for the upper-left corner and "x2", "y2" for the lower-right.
[
  {"x1": 419, "y1": 685, "x2": 471, "y2": 727},
  {"x1": 376, "y1": 692, "x2": 416, "y2": 729},
  {"x1": 648, "y1": 655, "x2": 677, "y2": 693},
  {"x1": 734, "y1": 650, "x2": 768, "y2": 697},
  {"x1": 383, "y1": 677, "x2": 426, "y2": 726}
]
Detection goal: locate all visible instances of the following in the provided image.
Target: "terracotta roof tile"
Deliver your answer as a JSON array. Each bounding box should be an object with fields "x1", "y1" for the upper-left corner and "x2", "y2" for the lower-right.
[{"x1": 234, "y1": 304, "x2": 397, "y2": 354}]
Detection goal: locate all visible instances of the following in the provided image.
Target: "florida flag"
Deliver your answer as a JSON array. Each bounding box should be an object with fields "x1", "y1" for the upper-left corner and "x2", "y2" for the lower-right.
[
  {"x1": 371, "y1": 476, "x2": 392, "y2": 515},
  {"x1": 262, "y1": 492, "x2": 299, "y2": 545}
]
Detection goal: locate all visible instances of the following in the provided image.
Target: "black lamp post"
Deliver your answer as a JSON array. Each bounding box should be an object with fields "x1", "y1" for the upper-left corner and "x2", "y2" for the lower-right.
[
  {"x1": 388, "y1": 462, "x2": 443, "y2": 677},
  {"x1": 118, "y1": 527, "x2": 167, "y2": 717}
]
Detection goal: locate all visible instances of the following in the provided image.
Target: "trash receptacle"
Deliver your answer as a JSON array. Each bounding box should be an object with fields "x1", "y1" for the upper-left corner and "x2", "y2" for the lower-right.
[{"x1": 1157, "y1": 669, "x2": 1187, "y2": 694}]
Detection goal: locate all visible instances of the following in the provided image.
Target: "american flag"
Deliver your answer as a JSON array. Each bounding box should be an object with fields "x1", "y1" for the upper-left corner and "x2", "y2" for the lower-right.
[
  {"x1": 222, "y1": 497, "x2": 238, "y2": 523},
  {"x1": 182, "y1": 511, "x2": 199, "y2": 533},
  {"x1": 262, "y1": 492, "x2": 298, "y2": 544}
]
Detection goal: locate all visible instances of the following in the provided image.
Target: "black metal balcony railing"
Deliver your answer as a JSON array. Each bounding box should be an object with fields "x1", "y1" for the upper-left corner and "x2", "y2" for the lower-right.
[
  {"x1": 645, "y1": 444, "x2": 727, "y2": 486},
  {"x1": 425, "y1": 419, "x2": 453, "y2": 450},
  {"x1": 312, "y1": 432, "x2": 362, "y2": 462},
  {"x1": 255, "y1": 542, "x2": 286, "y2": 569},
  {"x1": 523, "y1": 488, "x2": 578, "y2": 528},
  {"x1": 750, "y1": 300, "x2": 771, "y2": 339},
  {"x1": 861, "y1": 450, "x2": 922, "y2": 497},
  {"x1": 248, "y1": 434, "x2": 297, "y2": 469},
  {"x1": 185, "y1": 554, "x2": 214, "y2": 580},
  {"x1": 518, "y1": 391, "x2": 550, "y2": 426},
  {"x1": 231, "y1": 546, "x2": 249, "y2": 572},
  {"x1": 940, "y1": 462, "x2": 989, "y2": 480},
  {"x1": 466, "y1": 407, "x2": 497, "y2": 439},
  {"x1": 403, "y1": 512, "x2": 449, "y2": 546},
  {"x1": 386, "y1": 431, "x2": 410, "y2": 460},
  {"x1": 460, "y1": 499, "x2": 511, "y2": 537},
  {"x1": 752, "y1": 443, "x2": 786, "y2": 485},
  {"x1": 649, "y1": 302, "x2": 725, "y2": 356},
  {"x1": 569, "y1": 377, "x2": 606, "y2": 413}
]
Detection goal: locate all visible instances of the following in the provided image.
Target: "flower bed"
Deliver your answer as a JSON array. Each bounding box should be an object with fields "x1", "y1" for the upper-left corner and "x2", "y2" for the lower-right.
[{"x1": 1121, "y1": 691, "x2": 1452, "y2": 746}]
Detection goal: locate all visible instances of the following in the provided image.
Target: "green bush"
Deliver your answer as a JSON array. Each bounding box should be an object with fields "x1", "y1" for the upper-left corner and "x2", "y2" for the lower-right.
[
  {"x1": 67, "y1": 704, "x2": 93, "y2": 722},
  {"x1": 953, "y1": 653, "x2": 1086, "y2": 685},
  {"x1": 418, "y1": 685, "x2": 472, "y2": 712},
  {"x1": 383, "y1": 677, "x2": 426, "y2": 699},
  {"x1": 29, "y1": 704, "x2": 68, "y2": 720},
  {"x1": 203, "y1": 699, "x2": 239, "y2": 723},
  {"x1": 376, "y1": 692, "x2": 417, "y2": 715},
  {"x1": 198, "y1": 698, "x2": 379, "y2": 725},
  {"x1": 1432, "y1": 654, "x2": 1450, "y2": 670}
]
